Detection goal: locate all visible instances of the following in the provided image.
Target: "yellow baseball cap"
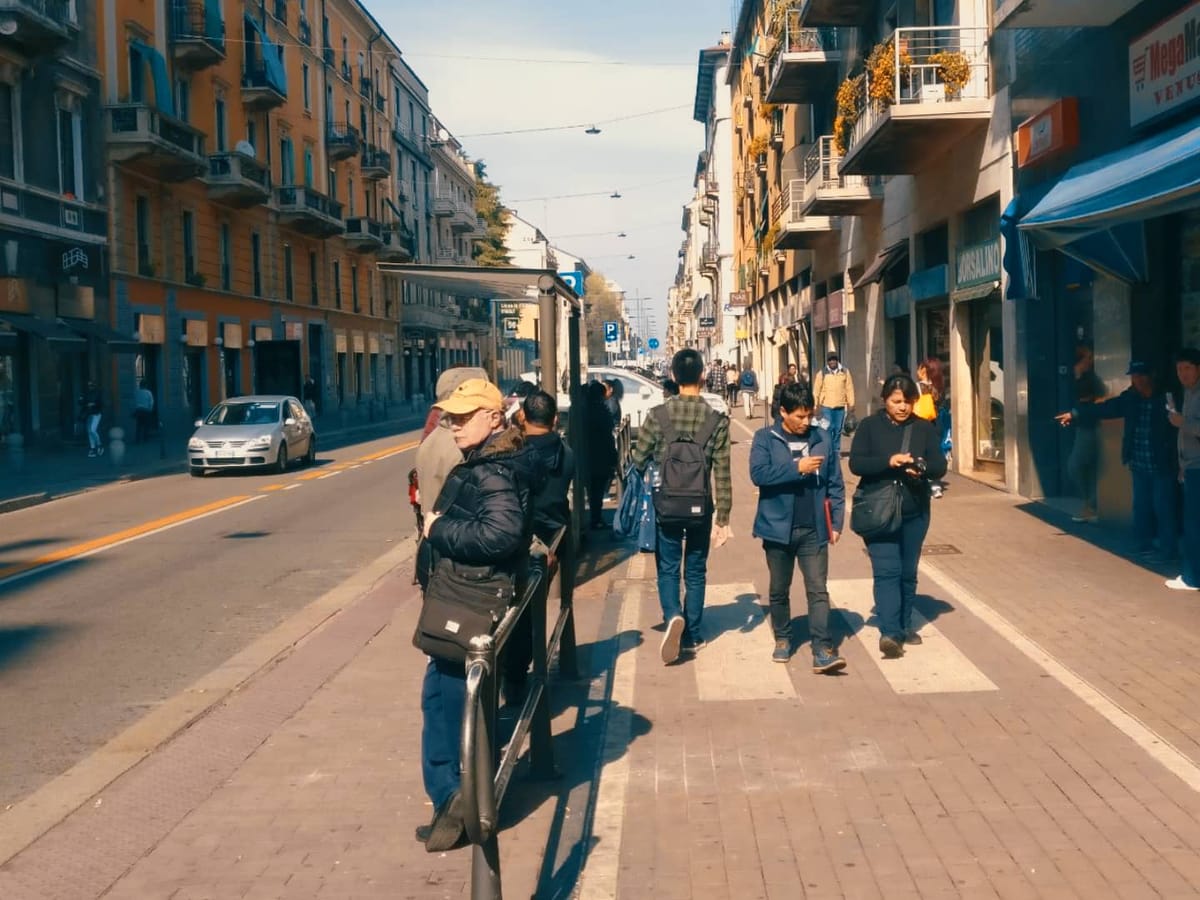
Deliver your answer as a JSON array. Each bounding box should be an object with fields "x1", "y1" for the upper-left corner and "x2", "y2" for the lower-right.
[{"x1": 434, "y1": 378, "x2": 504, "y2": 415}]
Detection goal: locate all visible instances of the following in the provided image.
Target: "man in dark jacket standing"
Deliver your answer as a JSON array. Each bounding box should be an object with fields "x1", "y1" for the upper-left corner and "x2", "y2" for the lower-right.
[
  {"x1": 1057, "y1": 361, "x2": 1178, "y2": 560},
  {"x1": 749, "y1": 382, "x2": 846, "y2": 672},
  {"x1": 416, "y1": 378, "x2": 534, "y2": 852}
]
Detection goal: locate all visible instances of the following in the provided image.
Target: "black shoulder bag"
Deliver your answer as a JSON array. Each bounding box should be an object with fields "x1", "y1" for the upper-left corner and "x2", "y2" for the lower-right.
[
  {"x1": 849, "y1": 425, "x2": 911, "y2": 540},
  {"x1": 412, "y1": 470, "x2": 521, "y2": 664}
]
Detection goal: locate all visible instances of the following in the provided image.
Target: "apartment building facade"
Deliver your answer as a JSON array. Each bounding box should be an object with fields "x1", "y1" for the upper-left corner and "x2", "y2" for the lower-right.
[
  {"x1": 0, "y1": 0, "x2": 109, "y2": 445},
  {"x1": 729, "y1": 0, "x2": 1015, "y2": 489}
]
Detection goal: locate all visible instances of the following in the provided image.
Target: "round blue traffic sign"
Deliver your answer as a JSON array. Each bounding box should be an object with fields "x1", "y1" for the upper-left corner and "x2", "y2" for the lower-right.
[{"x1": 647, "y1": 338, "x2": 660, "y2": 350}]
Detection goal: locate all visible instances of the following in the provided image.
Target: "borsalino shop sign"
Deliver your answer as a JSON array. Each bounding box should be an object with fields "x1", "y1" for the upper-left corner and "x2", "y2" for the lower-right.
[{"x1": 1129, "y1": 0, "x2": 1200, "y2": 127}]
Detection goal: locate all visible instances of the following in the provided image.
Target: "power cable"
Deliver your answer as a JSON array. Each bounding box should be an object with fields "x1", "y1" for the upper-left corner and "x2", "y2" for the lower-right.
[{"x1": 456, "y1": 105, "x2": 690, "y2": 139}]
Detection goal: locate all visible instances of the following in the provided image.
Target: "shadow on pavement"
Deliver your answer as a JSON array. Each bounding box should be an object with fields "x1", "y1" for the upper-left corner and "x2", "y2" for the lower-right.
[
  {"x1": 0, "y1": 556, "x2": 91, "y2": 602},
  {"x1": 1016, "y1": 500, "x2": 1179, "y2": 578},
  {"x1": 573, "y1": 534, "x2": 638, "y2": 589},
  {"x1": 0, "y1": 537, "x2": 72, "y2": 556},
  {"x1": 0, "y1": 623, "x2": 71, "y2": 673}
]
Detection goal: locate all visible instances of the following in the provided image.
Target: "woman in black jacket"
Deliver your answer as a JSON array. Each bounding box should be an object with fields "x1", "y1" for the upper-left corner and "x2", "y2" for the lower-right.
[
  {"x1": 585, "y1": 380, "x2": 619, "y2": 528},
  {"x1": 416, "y1": 378, "x2": 534, "y2": 852},
  {"x1": 849, "y1": 374, "x2": 947, "y2": 659}
]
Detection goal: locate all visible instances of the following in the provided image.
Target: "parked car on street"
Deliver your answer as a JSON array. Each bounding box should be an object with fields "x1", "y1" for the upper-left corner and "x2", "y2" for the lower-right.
[{"x1": 187, "y1": 395, "x2": 316, "y2": 476}]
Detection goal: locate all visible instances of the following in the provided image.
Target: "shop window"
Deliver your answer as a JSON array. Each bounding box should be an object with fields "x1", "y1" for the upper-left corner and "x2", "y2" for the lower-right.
[
  {"x1": 971, "y1": 296, "x2": 1005, "y2": 462},
  {"x1": 961, "y1": 197, "x2": 1001, "y2": 247},
  {"x1": 919, "y1": 224, "x2": 949, "y2": 268}
]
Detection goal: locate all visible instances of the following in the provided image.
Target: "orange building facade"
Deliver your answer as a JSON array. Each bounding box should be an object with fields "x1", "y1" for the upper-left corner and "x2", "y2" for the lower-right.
[{"x1": 101, "y1": 0, "x2": 421, "y2": 432}]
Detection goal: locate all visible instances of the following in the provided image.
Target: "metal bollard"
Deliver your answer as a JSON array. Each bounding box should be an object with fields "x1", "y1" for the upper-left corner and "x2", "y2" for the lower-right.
[{"x1": 107, "y1": 426, "x2": 127, "y2": 466}]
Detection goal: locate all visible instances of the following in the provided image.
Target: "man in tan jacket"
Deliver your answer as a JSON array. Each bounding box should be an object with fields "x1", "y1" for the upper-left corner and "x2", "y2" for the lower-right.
[{"x1": 813, "y1": 351, "x2": 855, "y2": 456}]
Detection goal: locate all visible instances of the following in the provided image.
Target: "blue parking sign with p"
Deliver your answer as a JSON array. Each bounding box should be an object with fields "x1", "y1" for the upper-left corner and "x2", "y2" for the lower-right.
[
  {"x1": 603, "y1": 321, "x2": 619, "y2": 343},
  {"x1": 559, "y1": 270, "x2": 583, "y2": 295}
]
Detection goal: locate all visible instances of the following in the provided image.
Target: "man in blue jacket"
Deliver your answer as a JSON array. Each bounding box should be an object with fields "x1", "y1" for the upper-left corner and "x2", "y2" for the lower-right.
[{"x1": 749, "y1": 382, "x2": 846, "y2": 672}]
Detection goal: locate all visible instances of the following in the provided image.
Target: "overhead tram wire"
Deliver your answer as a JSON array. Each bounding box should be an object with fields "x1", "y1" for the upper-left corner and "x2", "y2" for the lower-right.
[{"x1": 456, "y1": 105, "x2": 690, "y2": 139}]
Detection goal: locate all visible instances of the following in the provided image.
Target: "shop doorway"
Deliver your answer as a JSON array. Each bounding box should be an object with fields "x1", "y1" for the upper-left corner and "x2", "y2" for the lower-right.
[
  {"x1": 254, "y1": 341, "x2": 302, "y2": 397},
  {"x1": 969, "y1": 293, "x2": 1005, "y2": 464},
  {"x1": 183, "y1": 348, "x2": 205, "y2": 420},
  {"x1": 58, "y1": 350, "x2": 88, "y2": 442},
  {"x1": 335, "y1": 352, "x2": 346, "y2": 407},
  {"x1": 307, "y1": 324, "x2": 324, "y2": 415},
  {"x1": 354, "y1": 351, "x2": 364, "y2": 403},
  {"x1": 223, "y1": 349, "x2": 241, "y2": 399}
]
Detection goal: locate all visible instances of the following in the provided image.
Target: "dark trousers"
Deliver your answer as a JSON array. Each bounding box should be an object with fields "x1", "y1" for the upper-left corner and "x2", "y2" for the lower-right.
[
  {"x1": 420, "y1": 657, "x2": 466, "y2": 808},
  {"x1": 134, "y1": 409, "x2": 154, "y2": 443},
  {"x1": 865, "y1": 513, "x2": 930, "y2": 639},
  {"x1": 1131, "y1": 468, "x2": 1178, "y2": 555},
  {"x1": 763, "y1": 526, "x2": 831, "y2": 647},
  {"x1": 655, "y1": 517, "x2": 711, "y2": 641},
  {"x1": 588, "y1": 466, "x2": 614, "y2": 525},
  {"x1": 1183, "y1": 469, "x2": 1200, "y2": 587}
]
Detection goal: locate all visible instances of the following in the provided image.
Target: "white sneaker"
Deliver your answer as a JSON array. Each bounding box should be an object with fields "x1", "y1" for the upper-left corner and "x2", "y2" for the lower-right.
[
  {"x1": 1165, "y1": 576, "x2": 1199, "y2": 592},
  {"x1": 660, "y1": 616, "x2": 685, "y2": 665}
]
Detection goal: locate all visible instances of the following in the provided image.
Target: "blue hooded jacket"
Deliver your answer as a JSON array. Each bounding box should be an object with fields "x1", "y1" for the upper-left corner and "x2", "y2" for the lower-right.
[{"x1": 749, "y1": 422, "x2": 845, "y2": 545}]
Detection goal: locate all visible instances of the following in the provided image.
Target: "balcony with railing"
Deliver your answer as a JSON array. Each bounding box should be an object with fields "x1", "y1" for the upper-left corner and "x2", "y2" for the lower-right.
[
  {"x1": 994, "y1": 0, "x2": 1139, "y2": 29},
  {"x1": 169, "y1": 0, "x2": 224, "y2": 68},
  {"x1": 772, "y1": 178, "x2": 838, "y2": 250},
  {"x1": 0, "y1": 177, "x2": 105, "y2": 238},
  {"x1": 242, "y1": 58, "x2": 287, "y2": 110},
  {"x1": 393, "y1": 123, "x2": 430, "y2": 159},
  {"x1": 701, "y1": 242, "x2": 720, "y2": 271},
  {"x1": 298, "y1": 17, "x2": 311, "y2": 45},
  {"x1": 105, "y1": 104, "x2": 207, "y2": 182},
  {"x1": 275, "y1": 186, "x2": 344, "y2": 237},
  {"x1": 451, "y1": 199, "x2": 477, "y2": 234},
  {"x1": 360, "y1": 145, "x2": 390, "y2": 180},
  {"x1": 205, "y1": 151, "x2": 269, "y2": 206},
  {"x1": 839, "y1": 26, "x2": 991, "y2": 177},
  {"x1": 435, "y1": 247, "x2": 461, "y2": 264},
  {"x1": 431, "y1": 190, "x2": 455, "y2": 217},
  {"x1": 801, "y1": 136, "x2": 883, "y2": 216},
  {"x1": 344, "y1": 215, "x2": 384, "y2": 252},
  {"x1": 325, "y1": 122, "x2": 360, "y2": 161},
  {"x1": 0, "y1": 0, "x2": 73, "y2": 58},
  {"x1": 766, "y1": 11, "x2": 841, "y2": 104},
  {"x1": 402, "y1": 302, "x2": 462, "y2": 331},
  {"x1": 380, "y1": 221, "x2": 416, "y2": 262}
]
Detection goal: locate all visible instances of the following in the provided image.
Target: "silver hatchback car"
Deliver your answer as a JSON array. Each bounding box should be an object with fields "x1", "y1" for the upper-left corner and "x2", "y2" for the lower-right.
[{"x1": 187, "y1": 395, "x2": 316, "y2": 476}]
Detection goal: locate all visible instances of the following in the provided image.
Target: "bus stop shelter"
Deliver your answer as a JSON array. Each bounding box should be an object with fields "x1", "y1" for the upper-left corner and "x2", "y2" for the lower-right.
[{"x1": 377, "y1": 264, "x2": 587, "y2": 536}]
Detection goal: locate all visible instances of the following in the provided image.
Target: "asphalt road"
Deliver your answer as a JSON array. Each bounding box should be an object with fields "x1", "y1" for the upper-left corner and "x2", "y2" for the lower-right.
[{"x1": 0, "y1": 428, "x2": 423, "y2": 809}]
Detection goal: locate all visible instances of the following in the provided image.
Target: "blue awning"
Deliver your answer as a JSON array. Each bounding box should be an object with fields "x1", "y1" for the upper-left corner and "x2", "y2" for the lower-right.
[
  {"x1": 130, "y1": 40, "x2": 175, "y2": 118},
  {"x1": 244, "y1": 15, "x2": 287, "y2": 95},
  {"x1": 1020, "y1": 117, "x2": 1200, "y2": 247}
]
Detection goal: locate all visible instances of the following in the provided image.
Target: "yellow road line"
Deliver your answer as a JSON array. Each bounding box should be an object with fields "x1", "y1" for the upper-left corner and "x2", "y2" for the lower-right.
[
  {"x1": 0, "y1": 495, "x2": 259, "y2": 583},
  {"x1": 356, "y1": 440, "x2": 419, "y2": 462},
  {"x1": 295, "y1": 470, "x2": 327, "y2": 481},
  {"x1": 259, "y1": 484, "x2": 286, "y2": 492}
]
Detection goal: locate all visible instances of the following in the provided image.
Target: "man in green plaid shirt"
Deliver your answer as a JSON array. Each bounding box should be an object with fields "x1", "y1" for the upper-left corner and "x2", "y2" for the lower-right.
[{"x1": 632, "y1": 349, "x2": 733, "y2": 664}]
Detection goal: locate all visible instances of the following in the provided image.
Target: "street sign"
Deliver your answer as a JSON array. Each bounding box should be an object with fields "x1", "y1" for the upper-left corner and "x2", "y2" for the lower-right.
[
  {"x1": 699, "y1": 316, "x2": 716, "y2": 328},
  {"x1": 496, "y1": 301, "x2": 521, "y2": 316},
  {"x1": 559, "y1": 270, "x2": 584, "y2": 295},
  {"x1": 647, "y1": 338, "x2": 660, "y2": 350},
  {"x1": 603, "y1": 321, "x2": 619, "y2": 343},
  {"x1": 502, "y1": 316, "x2": 519, "y2": 336}
]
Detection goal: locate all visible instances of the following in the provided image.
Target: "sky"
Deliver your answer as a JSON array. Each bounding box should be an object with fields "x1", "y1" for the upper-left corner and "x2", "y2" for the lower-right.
[{"x1": 372, "y1": 0, "x2": 735, "y2": 341}]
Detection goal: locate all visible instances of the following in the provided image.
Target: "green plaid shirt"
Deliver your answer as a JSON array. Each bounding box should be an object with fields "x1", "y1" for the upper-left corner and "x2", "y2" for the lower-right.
[{"x1": 631, "y1": 395, "x2": 732, "y2": 526}]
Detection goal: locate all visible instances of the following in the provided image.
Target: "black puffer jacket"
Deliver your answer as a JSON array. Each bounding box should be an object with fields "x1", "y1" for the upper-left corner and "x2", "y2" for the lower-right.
[
  {"x1": 520, "y1": 432, "x2": 575, "y2": 542},
  {"x1": 425, "y1": 426, "x2": 534, "y2": 574}
]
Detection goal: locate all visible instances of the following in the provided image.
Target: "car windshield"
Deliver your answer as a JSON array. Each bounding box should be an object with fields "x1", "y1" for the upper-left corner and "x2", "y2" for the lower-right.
[{"x1": 205, "y1": 401, "x2": 282, "y2": 426}]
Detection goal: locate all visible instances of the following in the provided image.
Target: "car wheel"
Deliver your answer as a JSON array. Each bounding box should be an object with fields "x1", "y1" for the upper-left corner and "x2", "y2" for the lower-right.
[
  {"x1": 275, "y1": 442, "x2": 288, "y2": 474},
  {"x1": 190, "y1": 467, "x2": 205, "y2": 478},
  {"x1": 304, "y1": 436, "x2": 316, "y2": 467}
]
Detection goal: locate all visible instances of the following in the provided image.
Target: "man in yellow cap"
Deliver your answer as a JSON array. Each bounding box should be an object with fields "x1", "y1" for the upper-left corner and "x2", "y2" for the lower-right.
[{"x1": 415, "y1": 377, "x2": 535, "y2": 852}]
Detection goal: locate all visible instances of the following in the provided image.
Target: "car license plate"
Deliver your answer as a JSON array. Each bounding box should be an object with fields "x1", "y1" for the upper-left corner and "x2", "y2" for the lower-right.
[{"x1": 217, "y1": 449, "x2": 235, "y2": 458}]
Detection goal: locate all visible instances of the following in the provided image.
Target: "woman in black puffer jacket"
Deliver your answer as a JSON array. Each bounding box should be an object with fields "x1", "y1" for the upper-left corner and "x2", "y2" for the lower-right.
[{"x1": 416, "y1": 379, "x2": 535, "y2": 853}]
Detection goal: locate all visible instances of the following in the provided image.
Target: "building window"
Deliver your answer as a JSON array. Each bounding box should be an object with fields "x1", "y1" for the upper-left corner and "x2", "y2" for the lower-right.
[
  {"x1": 333, "y1": 259, "x2": 342, "y2": 308},
  {"x1": 328, "y1": 168, "x2": 336, "y2": 201},
  {"x1": 57, "y1": 106, "x2": 82, "y2": 198},
  {"x1": 214, "y1": 96, "x2": 227, "y2": 151},
  {"x1": 175, "y1": 77, "x2": 190, "y2": 122},
  {"x1": 348, "y1": 175, "x2": 354, "y2": 216},
  {"x1": 302, "y1": 63, "x2": 311, "y2": 111},
  {"x1": 0, "y1": 84, "x2": 17, "y2": 180},
  {"x1": 251, "y1": 231, "x2": 262, "y2": 296},
  {"x1": 129, "y1": 44, "x2": 144, "y2": 103},
  {"x1": 350, "y1": 264, "x2": 359, "y2": 311},
  {"x1": 182, "y1": 210, "x2": 196, "y2": 281},
  {"x1": 135, "y1": 195, "x2": 151, "y2": 275},
  {"x1": 219, "y1": 223, "x2": 231, "y2": 290},
  {"x1": 359, "y1": 102, "x2": 367, "y2": 138},
  {"x1": 309, "y1": 250, "x2": 319, "y2": 305},
  {"x1": 341, "y1": 35, "x2": 348, "y2": 65},
  {"x1": 303, "y1": 145, "x2": 313, "y2": 186},
  {"x1": 246, "y1": 121, "x2": 257, "y2": 154},
  {"x1": 283, "y1": 244, "x2": 294, "y2": 301},
  {"x1": 279, "y1": 135, "x2": 294, "y2": 184}
]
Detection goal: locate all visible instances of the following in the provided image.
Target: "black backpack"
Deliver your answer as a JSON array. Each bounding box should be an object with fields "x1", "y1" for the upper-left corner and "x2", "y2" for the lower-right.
[{"x1": 652, "y1": 405, "x2": 721, "y2": 528}]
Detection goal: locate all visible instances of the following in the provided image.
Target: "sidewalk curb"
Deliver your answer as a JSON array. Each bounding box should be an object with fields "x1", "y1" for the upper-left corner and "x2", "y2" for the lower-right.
[
  {"x1": 0, "y1": 536, "x2": 418, "y2": 865},
  {"x1": 0, "y1": 493, "x2": 50, "y2": 515}
]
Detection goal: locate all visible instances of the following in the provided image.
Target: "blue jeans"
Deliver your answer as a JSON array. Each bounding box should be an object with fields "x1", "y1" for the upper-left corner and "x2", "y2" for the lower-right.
[
  {"x1": 865, "y1": 513, "x2": 930, "y2": 639},
  {"x1": 655, "y1": 517, "x2": 712, "y2": 641},
  {"x1": 825, "y1": 407, "x2": 846, "y2": 457},
  {"x1": 1183, "y1": 469, "x2": 1200, "y2": 587},
  {"x1": 421, "y1": 657, "x2": 466, "y2": 808},
  {"x1": 1131, "y1": 468, "x2": 1178, "y2": 556}
]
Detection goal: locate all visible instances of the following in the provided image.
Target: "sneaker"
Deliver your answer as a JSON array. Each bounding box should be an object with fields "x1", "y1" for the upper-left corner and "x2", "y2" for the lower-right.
[
  {"x1": 680, "y1": 634, "x2": 707, "y2": 654},
  {"x1": 930, "y1": 485, "x2": 944, "y2": 499},
  {"x1": 879, "y1": 635, "x2": 905, "y2": 659},
  {"x1": 87, "y1": 450, "x2": 97, "y2": 458},
  {"x1": 97, "y1": 446, "x2": 105, "y2": 456},
  {"x1": 1071, "y1": 507, "x2": 1098, "y2": 523},
  {"x1": 424, "y1": 790, "x2": 467, "y2": 853},
  {"x1": 812, "y1": 647, "x2": 846, "y2": 674},
  {"x1": 903, "y1": 630, "x2": 923, "y2": 645},
  {"x1": 660, "y1": 616, "x2": 685, "y2": 664},
  {"x1": 772, "y1": 639, "x2": 791, "y2": 663},
  {"x1": 1165, "y1": 576, "x2": 1200, "y2": 592}
]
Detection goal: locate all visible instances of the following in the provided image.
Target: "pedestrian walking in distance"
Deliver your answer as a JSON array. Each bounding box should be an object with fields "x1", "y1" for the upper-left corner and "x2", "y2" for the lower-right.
[
  {"x1": 750, "y1": 382, "x2": 847, "y2": 673},
  {"x1": 82, "y1": 380, "x2": 104, "y2": 457},
  {"x1": 849, "y1": 374, "x2": 946, "y2": 659},
  {"x1": 738, "y1": 365, "x2": 760, "y2": 419},
  {"x1": 632, "y1": 349, "x2": 732, "y2": 664},
  {"x1": 814, "y1": 351, "x2": 856, "y2": 458}
]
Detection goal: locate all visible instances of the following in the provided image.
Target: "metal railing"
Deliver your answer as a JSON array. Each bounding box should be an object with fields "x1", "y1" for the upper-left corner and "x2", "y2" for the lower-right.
[
  {"x1": 772, "y1": 177, "x2": 806, "y2": 226},
  {"x1": 802, "y1": 136, "x2": 881, "y2": 205},
  {"x1": 169, "y1": 0, "x2": 224, "y2": 49},
  {"x1": 208, "y1": 150, "x2": 268, "y2": 187},
  {"x1": 0, "y1": 0, "x2": 71, "y2": 25},
  {"x1": 107, "y1": 104, "x2": 206, "y2": 156},
  {"x1": 849, "y1": 26, "x2": 989, "y2": 153},
  {"x1": 460, "y1": 525, "x2": 576, "y2": 900},
  {"x1": 770, "y1": 9, "x2": 839, "y2": 86}
]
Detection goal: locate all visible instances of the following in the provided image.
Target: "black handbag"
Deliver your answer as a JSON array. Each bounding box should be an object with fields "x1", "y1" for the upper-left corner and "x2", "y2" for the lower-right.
[
  {"x1": 413, "y1": 558, "x2": 516, "y2": 664},
  {"x1": 849, "y1": 427, "x2": 910, "y2": 540},
  {"x1": 842, "y1": 412, "x2": 859, "y2": 436}
]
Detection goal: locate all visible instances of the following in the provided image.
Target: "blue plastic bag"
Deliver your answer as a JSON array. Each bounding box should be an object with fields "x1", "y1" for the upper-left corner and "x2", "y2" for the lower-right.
[
  {"x1": 637, "y1": 464, "x2": 658, "y2": 552},
  {"x1": 613, "y1": 464, "x2": 642, "y2": 538}
]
